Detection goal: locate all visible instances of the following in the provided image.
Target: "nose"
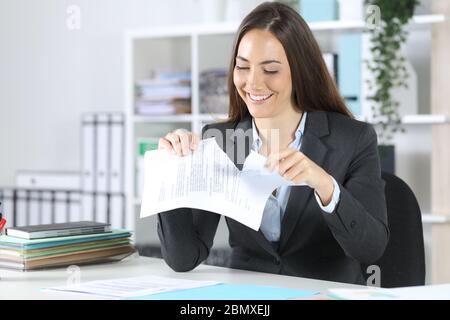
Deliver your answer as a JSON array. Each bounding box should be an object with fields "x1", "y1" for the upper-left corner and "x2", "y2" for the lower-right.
[{"x1": 247, "y1": 68, "x2": 264, "y2": 90}]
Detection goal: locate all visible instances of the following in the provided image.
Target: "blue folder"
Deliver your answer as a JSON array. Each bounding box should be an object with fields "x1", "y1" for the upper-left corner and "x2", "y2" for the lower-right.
[{"x1": 130, "y1": 283, "x2": 318, "y2": 300}]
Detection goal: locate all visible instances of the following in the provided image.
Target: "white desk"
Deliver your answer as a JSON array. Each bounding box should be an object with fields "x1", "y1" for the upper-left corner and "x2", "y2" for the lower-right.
[{"x1": 0, "y1": 255, "x2": 363, "y2": 299}]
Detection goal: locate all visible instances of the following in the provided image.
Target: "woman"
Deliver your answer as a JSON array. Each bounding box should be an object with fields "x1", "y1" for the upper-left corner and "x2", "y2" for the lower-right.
[{"x1": 157, "y1": 2, "x2": 388, "y2": 284}]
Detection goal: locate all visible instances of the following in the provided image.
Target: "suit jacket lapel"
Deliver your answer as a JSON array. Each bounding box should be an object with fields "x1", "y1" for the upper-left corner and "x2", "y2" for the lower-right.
[
  {"x1": 225, "y1": 115, "x2": 252, "y2": 171},
  {"x1": 279, "y1": 111, "x2": 330, "y2": 253}
]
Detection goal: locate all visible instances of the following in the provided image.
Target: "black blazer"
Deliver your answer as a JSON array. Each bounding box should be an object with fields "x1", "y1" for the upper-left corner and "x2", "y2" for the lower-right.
[{"x1": 157, "y1": 111, "x2": 389, "y2": 285}]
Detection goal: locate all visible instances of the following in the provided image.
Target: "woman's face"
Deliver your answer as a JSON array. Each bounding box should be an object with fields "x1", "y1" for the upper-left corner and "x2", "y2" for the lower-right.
[{"x1": 233, "y1": 29, "x2": 294, "y2": 119}]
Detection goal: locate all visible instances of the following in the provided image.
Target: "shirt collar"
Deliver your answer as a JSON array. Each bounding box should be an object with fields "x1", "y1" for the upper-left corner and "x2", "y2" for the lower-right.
[{"x1": 252, "y1": 112, "x2": 307, "y2": 152}]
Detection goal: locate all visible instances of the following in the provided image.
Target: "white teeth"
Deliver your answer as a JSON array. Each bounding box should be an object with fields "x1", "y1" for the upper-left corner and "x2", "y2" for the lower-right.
[{"x1": 249, "y1": 93, "x2": 272, "y2": 101}]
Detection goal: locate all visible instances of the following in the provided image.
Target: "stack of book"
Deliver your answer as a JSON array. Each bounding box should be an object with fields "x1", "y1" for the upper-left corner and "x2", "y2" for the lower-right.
[
  {"x1": 135, "y1": 71, "x2": 192, "y2": 116},
  {"x1": 0, "y1": 221, "x2": 136, "y2": 271}
]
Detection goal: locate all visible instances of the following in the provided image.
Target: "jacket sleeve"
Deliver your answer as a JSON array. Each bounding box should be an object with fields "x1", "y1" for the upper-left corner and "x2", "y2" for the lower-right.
[
  {"x1": 322, "y1": 123, "x2": 390, "y2": 264},
  {"x1": 157, "y1": 208, "x2": 220, "y2": 272},
  {"x1": 157, "y1": 124, "x2": 221, "y2": 272}
]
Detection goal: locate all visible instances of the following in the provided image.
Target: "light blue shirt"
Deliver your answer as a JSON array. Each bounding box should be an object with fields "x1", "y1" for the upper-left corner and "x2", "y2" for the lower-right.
[{"x1": 253, "y1": 112, "x2": 341, "y2": 242}]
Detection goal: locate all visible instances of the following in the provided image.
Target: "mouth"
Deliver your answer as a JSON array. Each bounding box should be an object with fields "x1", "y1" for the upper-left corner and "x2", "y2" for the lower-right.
[{"x1": 246, "y1": 92, "x2": 274, "y2": 104}]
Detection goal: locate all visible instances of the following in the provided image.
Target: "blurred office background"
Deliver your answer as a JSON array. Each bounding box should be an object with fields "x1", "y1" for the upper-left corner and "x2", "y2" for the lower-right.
[{"x1": 1, "y1": 0, "x2": 449, "y2": 285}]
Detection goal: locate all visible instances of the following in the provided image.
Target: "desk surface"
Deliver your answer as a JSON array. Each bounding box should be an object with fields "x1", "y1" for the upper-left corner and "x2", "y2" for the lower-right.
[{"x1": 0, "y1": 255, "x2": 362, "y2": 299}]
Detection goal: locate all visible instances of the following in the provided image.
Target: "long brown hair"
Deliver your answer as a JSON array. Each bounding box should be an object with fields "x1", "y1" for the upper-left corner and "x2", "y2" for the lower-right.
[{"x1": 227, "y1": 2, "x2": 353, "y2": 123}]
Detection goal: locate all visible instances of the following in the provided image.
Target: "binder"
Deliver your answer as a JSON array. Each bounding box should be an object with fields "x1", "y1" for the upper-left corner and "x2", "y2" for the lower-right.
[
  {"x1": 81, "y1": 112, "x2": 127, "y2": 228},
  {"x1": 110, "y1": 113, "x2": 125, "y2": 193},
  {"x1": 95, "y1": 113, "x2": 110, "y2": 224},
  {"x1": 81, "y1": 113, "x2": 96, "y2": 222},
  {"x1": 95, "y1": 113, "x2": 109, "y2": 194},
  {"x1": 338, "y1": 34, "x2": 362, "y2": 115},
  {"x1": 109, "y1": 113, "x2": 126, "y2": 229},
  {"x1": 16, "y1": 171, "x2": 80, "y2": 190},
  {"x1": 300, "y1": 0, "x2": 338, "y2": 22}
]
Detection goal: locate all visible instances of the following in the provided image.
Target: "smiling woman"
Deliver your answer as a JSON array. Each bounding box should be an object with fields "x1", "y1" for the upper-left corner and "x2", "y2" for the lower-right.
[
  {"x1": 227, "y1": 9, "x2": 352, "y2": 124},
  {"x1": 156, "y1": 2, "x2": 389, "y2": 285},
  {"x1": 233, "y1": 30, "x2": 291, "y2": 120}
]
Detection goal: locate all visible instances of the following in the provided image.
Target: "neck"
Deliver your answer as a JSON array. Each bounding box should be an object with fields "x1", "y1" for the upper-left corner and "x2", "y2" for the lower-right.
[{"x1": 254, "y1": 108, "x2": 303, "y2": 150}]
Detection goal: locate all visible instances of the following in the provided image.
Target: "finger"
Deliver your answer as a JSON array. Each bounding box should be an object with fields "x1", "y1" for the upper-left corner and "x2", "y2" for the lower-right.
[
  {"x1": 178, "y1": 132, "x2": 191, "y2": 156},
  {"x1": 165, "y1": 132, "x2": 182, "y2": 156},
  {"x1": 266, "y1": 148, "x2": 300, "y2": 171},
  {"x1": 158, "y1": 137, "x2": 173, "y2": 152},
  {"x1": 277, "y1": 152, "x2": 303, "y2": 176},
  {"x1": 291, "y1": 170, "x2": 308, "y2": 185},
  {"x1": 190, "y1": 133, "x2": 200, "y2": 151},
  {"x1": 283, "y1": 161, "x2": 306, "y2": 181}
]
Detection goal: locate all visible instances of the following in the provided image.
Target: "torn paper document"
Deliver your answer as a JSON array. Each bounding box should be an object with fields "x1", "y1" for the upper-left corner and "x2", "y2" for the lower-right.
[{"x1": 140, "y1": 138, "x2": 304, "y2": 230}]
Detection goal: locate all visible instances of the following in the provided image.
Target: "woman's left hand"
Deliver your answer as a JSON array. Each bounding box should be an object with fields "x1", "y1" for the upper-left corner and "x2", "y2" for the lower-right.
[{"x1": 265, "y1": 147, "x2": 334, "y2": 206}]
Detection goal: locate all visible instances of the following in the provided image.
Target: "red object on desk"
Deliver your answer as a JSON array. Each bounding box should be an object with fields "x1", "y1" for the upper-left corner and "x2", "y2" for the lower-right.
[{"x1": 0, "y1": 217, "x2": 6, "y2": 234}]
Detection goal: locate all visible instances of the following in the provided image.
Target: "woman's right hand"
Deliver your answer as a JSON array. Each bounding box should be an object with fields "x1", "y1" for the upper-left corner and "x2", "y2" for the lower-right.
[{"x1": 158, "y1": 128, "x2": 199, "y2": 157}]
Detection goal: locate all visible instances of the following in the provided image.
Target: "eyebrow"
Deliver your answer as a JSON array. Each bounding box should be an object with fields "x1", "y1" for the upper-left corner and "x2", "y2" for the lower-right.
[{"x1": 236, "y1": 56, "x2": 282, "y2": 65}]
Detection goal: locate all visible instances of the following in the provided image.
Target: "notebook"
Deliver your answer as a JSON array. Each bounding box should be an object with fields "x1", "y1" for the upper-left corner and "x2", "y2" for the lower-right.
[
  {"x1": 5, "y1": 221, "x2": 111, "y2": 239},
  {"x1": 0, "y1": 229, "x2": 132, "y2": 250}
]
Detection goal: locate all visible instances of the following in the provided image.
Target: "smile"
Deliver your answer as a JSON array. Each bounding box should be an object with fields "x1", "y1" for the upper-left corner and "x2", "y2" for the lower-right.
[{"x1": 247, "y1": 93, "x2": 273, "y2": 103}]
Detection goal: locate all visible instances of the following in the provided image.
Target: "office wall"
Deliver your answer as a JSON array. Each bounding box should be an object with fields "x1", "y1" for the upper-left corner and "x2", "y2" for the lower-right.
[{"x1": 0, "y1": 0, "x2": 204, "y2": 186}]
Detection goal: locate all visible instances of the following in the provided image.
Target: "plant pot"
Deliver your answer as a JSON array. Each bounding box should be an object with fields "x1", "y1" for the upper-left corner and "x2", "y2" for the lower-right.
[{"x1": 378, "y1": 144, "x2": 395, "y2": 174}]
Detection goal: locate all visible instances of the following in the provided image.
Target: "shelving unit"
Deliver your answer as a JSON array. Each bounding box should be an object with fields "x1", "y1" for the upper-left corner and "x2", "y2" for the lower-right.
[
  {"x1": 355, "y1": 113, "x2": 448, "y2": 124},
  {"x1": 124, "y1": 14, "x2": 447, "y2": 244}
]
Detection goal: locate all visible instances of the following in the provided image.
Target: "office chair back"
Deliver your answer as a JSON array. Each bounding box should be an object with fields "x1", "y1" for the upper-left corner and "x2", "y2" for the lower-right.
[{"x1": 362, "y1": 172, "x2": 425, "y2": 288}]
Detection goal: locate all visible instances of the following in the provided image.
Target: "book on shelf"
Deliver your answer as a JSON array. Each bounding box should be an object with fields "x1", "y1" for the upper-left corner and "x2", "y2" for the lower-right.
[
  {"x1": 155, "y1": 70, "x2": 191, "y2": 82},
  {"x1": 135, "y1": 70, "x2": 192, "y2": 116},
  {"x1": 135, "y1": 98, "x2": 191, "y2": 115},
  {"x1": 6, "y1": 221, "x2": 111, "y2": 240},
  {"x1": 136, "y1": 85, "x2": 191, "y2": 100}
]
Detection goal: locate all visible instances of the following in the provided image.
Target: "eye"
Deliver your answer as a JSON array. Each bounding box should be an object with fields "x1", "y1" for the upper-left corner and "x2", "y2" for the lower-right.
[
  {"x1": 264, "y1": 70, "x2": 278, "y2": 75},
  {"x1": 235, "y1": 65, "x2": 249, "y2": 71}
]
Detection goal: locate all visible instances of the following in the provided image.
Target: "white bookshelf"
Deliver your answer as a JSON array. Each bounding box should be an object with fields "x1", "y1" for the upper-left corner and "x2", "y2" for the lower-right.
[
  {"x1": 356, "y1": 114, "x2": 449, "y2": 125},
  {"x1": 401, "y1": 114, "x2": 448, "y2": 125},
  {"x1": 125, "y1": 14, "x2": 446, "y2": 38},
  {"x1": 422, "y1": 214, "x2": 450, "y2": 224},
  {"x1": 124, "y1": 14, "x2": 446, "y2": 241}
]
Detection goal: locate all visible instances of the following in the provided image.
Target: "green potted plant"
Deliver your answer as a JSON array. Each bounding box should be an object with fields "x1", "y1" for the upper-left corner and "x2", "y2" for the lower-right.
[{"x1": 364, "y1": 0, "x2": 419, "y2": 173}]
